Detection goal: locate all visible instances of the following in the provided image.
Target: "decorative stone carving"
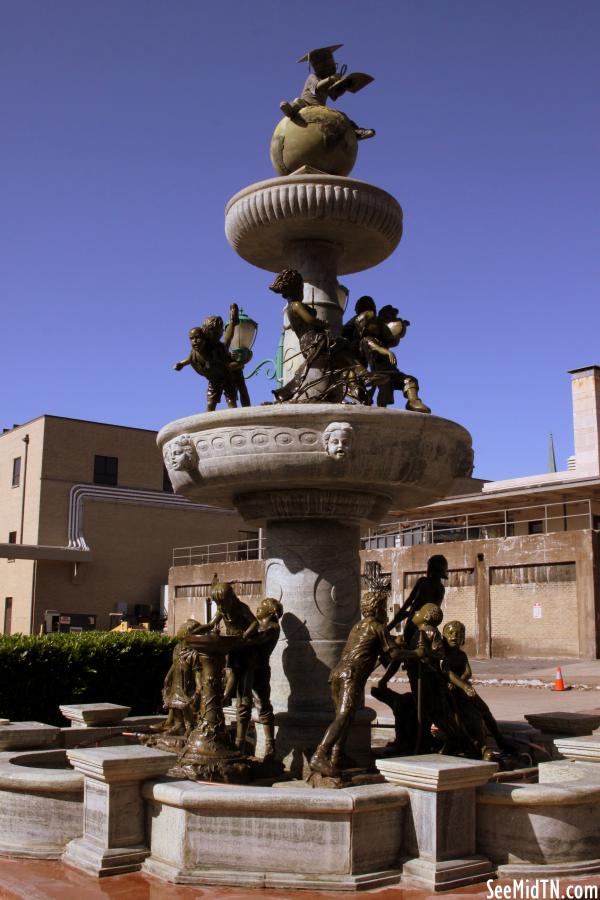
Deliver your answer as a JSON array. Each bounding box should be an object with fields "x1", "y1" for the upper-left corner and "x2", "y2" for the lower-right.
[
  {"x1": 157, "y1": 405, "x2": 474, "y2": 516},
  {"x1": 323, "y1": 422, "x2": 354, "y2": 460},
  {"x1": 225, "y1": 174, "x2": 403, "y2": 275},
  {"x1": 164, "y1": 434, "x2": 198, "y2": 472},
  {"x1": 236, "y1": 489, "x2": 391, "y2": 523},
  {"x1": 194, "y1": 426, "x2": 321, "y2": 459}
]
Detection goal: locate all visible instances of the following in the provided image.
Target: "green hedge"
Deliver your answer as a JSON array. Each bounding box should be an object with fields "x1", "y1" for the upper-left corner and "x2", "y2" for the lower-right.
[{"x1": 0, "y1": 631, "x2": 176, "y2": 726}]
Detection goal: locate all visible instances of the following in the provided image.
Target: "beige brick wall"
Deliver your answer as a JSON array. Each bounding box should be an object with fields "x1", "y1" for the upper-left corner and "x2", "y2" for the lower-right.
[
  {"x1": 491, "y1": 575, "x2": 578, "y2": 657},
  {"x1": 32, "y1": 500, "x2": 247, "y2": 632},
  {"x1": 0, "y1": 418, "x2": 45, "y2": 633},
  {"x1": 442, "y1": 586, "x2": 477, "y2": 655},
  {"x1": 169, "y1": 560, "x2": 265, "y2": 634}
]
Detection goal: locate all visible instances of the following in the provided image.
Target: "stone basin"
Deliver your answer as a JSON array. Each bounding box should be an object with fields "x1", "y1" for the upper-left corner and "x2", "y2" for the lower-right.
[
  {"x1": 185, "y1": 634, "x2": 242, "y2": 654},
  {"x1": 0, "y1": 748, "x2": 83, "y2": 858},
  {"x1": 11, "y1": 749, "x2": 74, "y2": 770},
  {"x1": 159, "y1": 404, "x2": 473, "y2": 522}
]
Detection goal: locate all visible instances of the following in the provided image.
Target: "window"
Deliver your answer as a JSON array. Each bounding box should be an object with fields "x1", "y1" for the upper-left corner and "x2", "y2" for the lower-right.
[
  {"x1": 162, "y1": 465, "x2": 173, "y2": 493},
  {"x1": 7, "y1": 531, "x2": 16, "y2": 562},
  {"x1": 11, "y1": 457, "x2": 21, "y2": 487},
  {"x1": 528, "y1": 520, "x2": 544, "y2": 535},
  {"x1": 93, "y1": 455, "x2": 118, "y2": 486},
  {"x1": 3, "y1": 598, "x2": 12, "y2": 635}
]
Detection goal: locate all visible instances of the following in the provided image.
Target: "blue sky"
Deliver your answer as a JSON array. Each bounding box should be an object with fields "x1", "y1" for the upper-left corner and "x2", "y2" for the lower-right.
[{"x1": 1, "y1": 0, "x2": 599, "y2": 479}]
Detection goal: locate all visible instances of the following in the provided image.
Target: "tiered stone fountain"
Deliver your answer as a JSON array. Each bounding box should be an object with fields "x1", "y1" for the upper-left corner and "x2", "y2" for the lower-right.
[
  {"x1": 5, "y1": 55, "x2": 600, "y2": 896},
  {"x1": 158, "y1": 106, "x2": 474, "y2": 778}
]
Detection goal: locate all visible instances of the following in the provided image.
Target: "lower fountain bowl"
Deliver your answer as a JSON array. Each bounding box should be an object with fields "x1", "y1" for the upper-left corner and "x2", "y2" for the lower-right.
[{"x1": 158, "y1": 404, "x2": 474, "y2": 522}]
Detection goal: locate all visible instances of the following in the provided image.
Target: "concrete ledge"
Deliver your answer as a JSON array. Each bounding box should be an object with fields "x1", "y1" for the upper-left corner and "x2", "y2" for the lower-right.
[
  {"x1": 478, "y1": 780, "x2": 600, "y2": 806},
  {"x1": 0, "y1": 722, "x2": 59, "y2": 751},
  {"x1": 143, "y1": 778, "x2": 407, "y2": 813},
  {"x1": 477, "y1": 781, "x2": 600, "y2": 869},
  {"x1": 0, "y1": 750, "x2": 83, "y2": 858},
  {"x1": 67, "y1": 745, "x2": 175, "y2": 782},
  {"x1": 143, "y1": 857, "x2": 403, "y2": 891},
  {"x1": 555, "y1": 735, "x2": 600, "y2": 761},
  {"x1": 143, "y1": 781, "x2": 407, "y2": 888},
  {"x1": 495, "y1": 859, "x2": 600, "y2": 880},
  {"x1": 0, "y1": 543, "x2": 92, "y2": 562}
]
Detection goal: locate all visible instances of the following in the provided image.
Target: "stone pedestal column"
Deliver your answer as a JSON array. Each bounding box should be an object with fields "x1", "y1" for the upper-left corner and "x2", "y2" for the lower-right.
[
  {"x1": 237, "y1": 488, "x2": 385, "y2": 777},
  {"x1": 63, "y1": 746, "x2": 173, "y2": 876},
  {"x1": 225, "y1": 174, "x2": 403, "y2": 385},
  {"x1": 376, "y1": 755, "x2": 497, "y2": 891},
  {"x1": 282, "y1": 240, "x2": 342, "y2": 381}
]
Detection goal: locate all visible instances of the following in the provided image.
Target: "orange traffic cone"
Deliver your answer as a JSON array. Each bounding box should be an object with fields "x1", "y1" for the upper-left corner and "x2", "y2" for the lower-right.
[{"x1": 552, "y1": 667, "x2": 569, "y2": 691}]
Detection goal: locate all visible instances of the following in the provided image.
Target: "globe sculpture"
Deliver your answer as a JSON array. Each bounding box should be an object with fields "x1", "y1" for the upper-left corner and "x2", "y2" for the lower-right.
[{"x1": 270, "y1": 106, "x2": 358, "y2": 176}]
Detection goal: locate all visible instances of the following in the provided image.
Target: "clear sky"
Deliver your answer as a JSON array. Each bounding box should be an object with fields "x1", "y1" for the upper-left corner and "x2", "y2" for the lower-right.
[{"x1": 1, "y1": 0, "x2": 599, "y2": 479}]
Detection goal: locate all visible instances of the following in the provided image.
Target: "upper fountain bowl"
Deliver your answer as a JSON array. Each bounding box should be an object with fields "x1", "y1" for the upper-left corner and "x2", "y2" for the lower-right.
[{"x1": 225, "y1": 173, "x2": 403, "y2": 275}]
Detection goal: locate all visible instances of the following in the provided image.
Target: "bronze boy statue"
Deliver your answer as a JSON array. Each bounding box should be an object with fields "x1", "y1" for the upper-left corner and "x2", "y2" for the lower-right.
[
  {"x1": 441, "y1": 620, "x2": 509, "y2": 760},
  {"x1": 310, "y1": 567, "x2": 423, "y2": 778},
  {"x1": 342, "y1": 296, "x2": 430, "y2": 411},
  {"x1": 236, "y1": 597, "x2": 284, "y2": 759},
  {"x1": 378, "y1": 554, "x2": 448, "y2": 691},
  {"x1": 279, "y1": 44, "x2": 375, "y2": 142},
  {"x1": 197, "y1": 580, "x2": 257, "y2": 695},
  {"x1": 174, "y1": 303, "x2": 251, "y2": 411},
  {"x1": 269, "y1": 268, "x2": 374, "y2": 404},
  {"x1": 147, "y1": 618, "x2": 204, "y2": 745}
]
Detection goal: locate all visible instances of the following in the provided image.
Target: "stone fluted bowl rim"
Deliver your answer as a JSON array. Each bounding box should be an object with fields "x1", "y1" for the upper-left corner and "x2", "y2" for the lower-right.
[{"x1": 224, "y1": 173, "x2": 403, "y2": 275}]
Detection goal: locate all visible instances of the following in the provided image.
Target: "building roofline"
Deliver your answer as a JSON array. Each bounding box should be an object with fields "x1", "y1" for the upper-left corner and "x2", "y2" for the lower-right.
[
  {"x1": 569, "y1": 365, "x2": 600, "y2": 376},
  {"x1": 1, "y1": 414, "x2": 158, "y2": 438},
  {"x1": 402, "y1": 473, "x2": 600, "y2": 516}
]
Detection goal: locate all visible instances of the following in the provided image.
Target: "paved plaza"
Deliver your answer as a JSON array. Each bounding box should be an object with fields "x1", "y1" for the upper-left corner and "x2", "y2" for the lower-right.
[{"x1": 1, "y1": 856, "x2": 600, "y2": 899}]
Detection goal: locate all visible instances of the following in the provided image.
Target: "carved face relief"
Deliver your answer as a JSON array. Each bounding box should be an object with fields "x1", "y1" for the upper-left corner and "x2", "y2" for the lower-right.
[
  {"x1": 323, "y1": 422, "x2": 353, "y2": 460},
  {"x1": 165, "y1": 434, "x2": 198, "y2": 472}
]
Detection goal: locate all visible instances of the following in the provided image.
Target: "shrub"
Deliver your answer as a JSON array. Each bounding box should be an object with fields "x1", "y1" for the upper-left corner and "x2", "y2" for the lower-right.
[{"x1": 0, "y1": 631, "x2": 176, "y2": 726}]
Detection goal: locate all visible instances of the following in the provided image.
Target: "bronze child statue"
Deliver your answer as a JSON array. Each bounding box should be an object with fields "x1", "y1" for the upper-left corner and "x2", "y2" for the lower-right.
[
  {"x1": 236, "y1": 597, "x2": 284, "y2": 758},
  {"x1": 378, "y1": 554, "x2": 448, "y2": 690},
  {"x1": 173, "y1": 303, "x2": 251, "y2": 411},
  {"x1": 148, "y1": 618, "x2": 204, "y2": 740},
  {"x1": 342, "y1": 296, "x2": 430, "y2": 412},
  {"x1": 310, "y1": 566, "x2": 423, "y2": 778},
  {"x1": 197, "y1": 580, "x2": 257, "y2": 699},
  {"x1": 441, "y1": 620, "x2": 509, "y2": 760},
  {"x1": 279, "y1": 44, "x2": 376, "y2": 142},
  {"x1": 269, "y1": 268, "x2": 373, "y2": 404}
]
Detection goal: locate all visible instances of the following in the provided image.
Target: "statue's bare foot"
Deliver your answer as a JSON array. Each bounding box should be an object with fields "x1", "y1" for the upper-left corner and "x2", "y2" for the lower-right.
[
  {"x1": 355, "y1": 127, "x2": 376, "y2": 140},
  {"x1": 309, "y1": 750, "x2": 339, "y2": 777}
]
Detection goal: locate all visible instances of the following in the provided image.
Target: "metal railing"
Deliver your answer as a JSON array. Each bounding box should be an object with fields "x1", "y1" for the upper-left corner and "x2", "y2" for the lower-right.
[
  {"x1": 362, "y1": 499, "x2": 595, "y2": 550},
  {"x1": 173, "y1": 536, "x2": 265, "y2": 567},
  {"x1": 172, "y1": 500, "x2": 598, "y2": 566}
]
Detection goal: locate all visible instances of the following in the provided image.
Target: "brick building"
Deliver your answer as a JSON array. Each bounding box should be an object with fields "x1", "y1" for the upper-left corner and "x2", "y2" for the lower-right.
[{"x1": 0, "y1": 416, "x2": 247, "y2": 634}]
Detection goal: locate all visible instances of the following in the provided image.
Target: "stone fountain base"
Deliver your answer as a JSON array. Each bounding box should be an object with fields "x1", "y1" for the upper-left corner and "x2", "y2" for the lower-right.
[{"x1": 141, "y1": 778, "x2": 408, "y2": 890}]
